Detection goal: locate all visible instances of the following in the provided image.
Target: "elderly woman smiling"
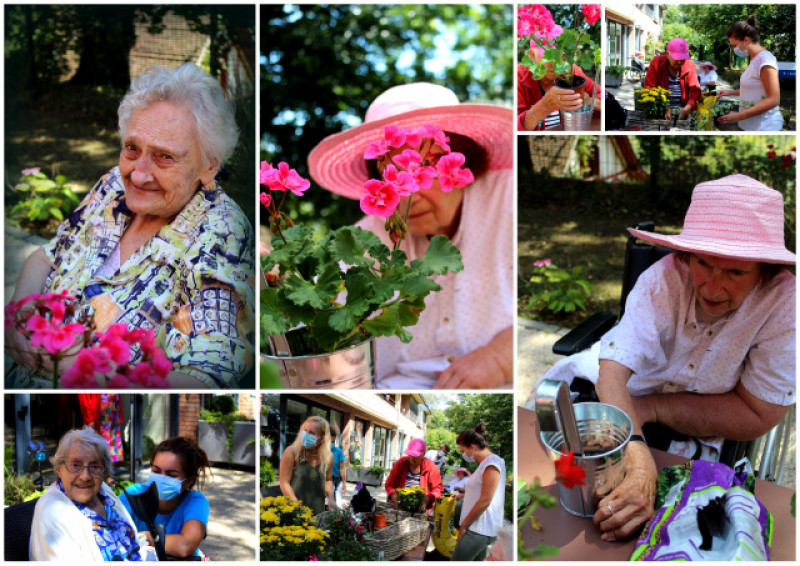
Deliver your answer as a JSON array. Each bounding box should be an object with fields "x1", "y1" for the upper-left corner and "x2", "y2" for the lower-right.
[
  {"x1": 6, "y1": 64, "x2": 254, "y2": 388},
  {"x1": 30, "y1": 427, "x2": 152, "y2": 560}
]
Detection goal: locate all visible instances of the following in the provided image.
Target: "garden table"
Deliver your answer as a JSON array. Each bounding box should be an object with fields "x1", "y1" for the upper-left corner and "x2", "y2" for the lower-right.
[{"x1": 517, "y1": 406, "x2": 796, "y2": 561}]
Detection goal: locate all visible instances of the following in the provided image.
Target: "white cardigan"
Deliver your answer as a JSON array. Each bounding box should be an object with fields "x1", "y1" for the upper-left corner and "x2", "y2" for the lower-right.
[{"x1": 29, "y1": 481, "x2": 153, "y2": 561}]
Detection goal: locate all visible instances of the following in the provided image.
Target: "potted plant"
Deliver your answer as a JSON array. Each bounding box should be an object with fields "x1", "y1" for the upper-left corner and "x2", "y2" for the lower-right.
[
  {"x1": 605, "y1": 64, "x2": 626, "y2": 88},
  {"x1": 634, "y1": 86, "x2": 670, "y2": 119},
  {"x1": 518, "y1": 4, "x2": 601, "y2": 94},
  {"x1": 260, "y1": 126, "x2": 470, "y2": 389},
  {"x1": 197, "y1": 395, "x2": 255, "y2": 467}
]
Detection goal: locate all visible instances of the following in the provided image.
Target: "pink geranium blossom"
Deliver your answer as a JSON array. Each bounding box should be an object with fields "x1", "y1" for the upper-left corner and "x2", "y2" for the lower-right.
[
  {"x1": 260, "y1": 192, "x2": 272, "y2": 208},
  {"x1": 26, "y1": 315, "x2": 85, "y2": 355},
  {"x1": 581, "y1": 4, "x2": 601, "y2": 25},
  {"x1": 435, "y1": 153, "x2": 475, "y2": 192},
  {"x1": 360, "y1": 180, "x2": 401, "y2": 218},
  {"x1": 533, "y1": 259, "x2": 552, "y2": 267},
  {"x1": 261, "y1": 162, "x2": 311, "y2": 196},
  {"x1": 382, "y1": 164, "x2": 418, "y2": 196},
  {"x1": 21, "y1": 167, "x2": 41, "y2": 176},
  {"x1": 259, "y1": 161, "x2": 273, "y2": 187}
]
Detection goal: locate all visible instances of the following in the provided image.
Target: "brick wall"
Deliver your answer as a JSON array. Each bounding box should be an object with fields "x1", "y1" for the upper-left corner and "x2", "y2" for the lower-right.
[
  {"x1": 237, "y1": 394, "x2": 257, "y2": 419},
  {"x1": 178, "y1": 394, "x2": 201, "y2": 440}
]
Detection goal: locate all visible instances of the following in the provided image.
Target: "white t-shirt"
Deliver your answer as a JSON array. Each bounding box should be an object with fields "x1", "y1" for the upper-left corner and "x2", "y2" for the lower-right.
[
  {"x1": 739, "y1": 50, "x2": 783, "y2": 131},
  {"x1": 449, "y1": 476, "x2": 468, "y2": 492},
  {"x1": 356, "y1": 169, "x2": 514, "y2": 389},
  {"x1": 460, "y1": 454, "x2": 505, "y2": 537},
  {"x1": 698, "y1": 69, "x2": 718, "y2": 84}
]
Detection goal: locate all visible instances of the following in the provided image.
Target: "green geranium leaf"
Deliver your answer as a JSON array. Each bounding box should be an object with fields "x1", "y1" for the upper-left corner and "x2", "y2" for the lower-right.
[
  {"x1": 284, "y1": 264, "x2": 341, "y2": 309},
  {"x1": 328, "y1": 226, "x2": 383, "y2": 265},
  {"x1": 397, "y1": 301, "x2": 423, "y2": 327},
  {"x1": 517, "y1": 478, "x2": 531, "y2": 511},
  {"x1": 553, "y1": 60, "x2": 571, "y2": 77},
  {"x1": 401, "y1": 273, "x2": 441, "y2": 297},
  {"x1": 410, "y1": 235, "x2": 464, "y2": 276},
  {"x1": 260, "y1": 288, "x2": 291, "y2": 336},
  {"x1": 361, "y1": 308, "x2": 400, "y2": 337}
]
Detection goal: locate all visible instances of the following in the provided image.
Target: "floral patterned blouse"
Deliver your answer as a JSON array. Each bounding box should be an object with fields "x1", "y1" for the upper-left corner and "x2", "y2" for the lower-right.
[
  {"x1": 56, "y1": 478, "x2": 142, "y2": 561},
  {"x1": 8, "y1": 167, "x2": 255, "y2": 388}
]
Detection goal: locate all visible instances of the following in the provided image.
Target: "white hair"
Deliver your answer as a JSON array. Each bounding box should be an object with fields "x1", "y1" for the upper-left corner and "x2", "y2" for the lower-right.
[
  {"x1": 118, "y1": 63, "x2": 239, "y2": 167},
  {"x1": 51, "y1": 426, "x2": 112, "y2": 475}
]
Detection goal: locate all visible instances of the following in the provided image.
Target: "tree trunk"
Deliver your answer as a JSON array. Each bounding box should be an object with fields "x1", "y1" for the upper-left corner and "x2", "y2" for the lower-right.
[{"x1": 69, "y1": 6, "x2": 137, "y2": 88}]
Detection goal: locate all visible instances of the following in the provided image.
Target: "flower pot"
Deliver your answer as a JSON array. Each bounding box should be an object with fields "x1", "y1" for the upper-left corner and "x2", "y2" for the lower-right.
[
  {"x1": 559, "y1": 105, "x2": 593, "y2": 131},
  {"x1": 605, "y1": 73, "x2": 623, "y2": 88},
  {"x1": 263, "y1": 333, "x2": 376, "y2": 389},
  {"x1": 555, "y1": 75, "x2": 586, "y2": 98},
  {"x1": 540, "y1": 403, "x2": 631, "y2": 517}
]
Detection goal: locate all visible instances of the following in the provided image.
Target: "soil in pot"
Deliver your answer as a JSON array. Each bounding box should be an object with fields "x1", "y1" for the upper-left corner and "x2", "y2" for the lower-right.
[{"x1": 555, "y1": 74, "x2": 587, "y2": 99}]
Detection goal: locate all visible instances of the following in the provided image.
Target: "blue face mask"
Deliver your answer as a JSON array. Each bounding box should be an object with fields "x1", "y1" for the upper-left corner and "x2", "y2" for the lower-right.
[
  {"x1": 301, "y1": 431, "x2": 318, "y2": 448},
  {"x1": 462, "y1": 451, "x2": 475, "y2": 463},
  {"x1": 438, "y1": 451, "x2": 445, "y2": 458},
  {"x1": 147, "y1": 472, "x2": 184, "y2": 501},
  {"x1": 733, "y1": 42, "x2": 749, "y2": 58}
]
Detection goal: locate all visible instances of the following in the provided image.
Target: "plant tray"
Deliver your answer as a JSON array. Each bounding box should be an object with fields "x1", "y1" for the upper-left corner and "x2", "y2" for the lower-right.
[
  {"x1": 363, "y1": 517, "x2": 429, "y2": 561},
  {"x1": 374, "y1": 502, "x2": 427, "y2": 525},
  {"x1": 626, "y1": 110, "x2": 691, "y2": 131}
]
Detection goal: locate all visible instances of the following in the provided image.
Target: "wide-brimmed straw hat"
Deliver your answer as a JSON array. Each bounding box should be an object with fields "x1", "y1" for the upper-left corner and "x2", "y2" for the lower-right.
[
  {"x1": 698, "y1": 61, "x2": 717, "y2": 71},
  {"x1": 308, "y1": 82, "x2": 513, "y2": 199},
  {"x1": 628, "y1": 174, "x2": 795, "y2": 265},
  {"x1": 454, "y1": 468, "x2": 471, "y2": 478}
]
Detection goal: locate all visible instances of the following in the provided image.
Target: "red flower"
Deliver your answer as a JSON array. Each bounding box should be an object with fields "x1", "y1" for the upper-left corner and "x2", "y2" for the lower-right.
[
  {"x1": 768, "y1": 151, "x2": 777, "y2": 159},
  {"x1": 581, "y1": 4, "x2": 602, "y2": 25},
  {"x1": 554, "y1": 450, "x2": 586, "y2": 488}
]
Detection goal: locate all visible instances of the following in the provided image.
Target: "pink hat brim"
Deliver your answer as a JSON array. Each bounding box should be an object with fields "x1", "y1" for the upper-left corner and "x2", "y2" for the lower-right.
[
  {"x1": 627, "y1": 228, "x2": 796, "y2": 265},
  {"x1": 308, "y1": 104, "x2": 513, "y2": 199}
]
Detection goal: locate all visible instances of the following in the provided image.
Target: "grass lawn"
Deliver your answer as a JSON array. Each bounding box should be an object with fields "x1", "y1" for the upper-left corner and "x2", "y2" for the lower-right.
[{"x1": 518, "y1": 197, "x2": 683, "y2": 328}]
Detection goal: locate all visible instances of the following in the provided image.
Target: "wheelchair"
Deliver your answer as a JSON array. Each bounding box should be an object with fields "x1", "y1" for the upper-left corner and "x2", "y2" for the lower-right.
[{"x1": 550, "y1": 221, "x2": 794, "y2": 483}]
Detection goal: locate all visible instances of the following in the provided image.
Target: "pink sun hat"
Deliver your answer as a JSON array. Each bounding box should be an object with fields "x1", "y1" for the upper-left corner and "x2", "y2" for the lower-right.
[
  {"x1": 454, "y1": 467, "x2": 471, "y2": 478},
  {"x1": 666, "y1": 37, "x2": 690, "y2": 61},
  {"x1": 307, "y1": 82, "x2": 513, "y2": 199},
  {"x1": 698, "y1": 61, "x2": 717, "y2": 71},
  {"x1": 628, "y1": 174, "x2": 795, "y2": 265},
  {"x1": 405, "y1": 438, "x2": 427, "y2": 458}
]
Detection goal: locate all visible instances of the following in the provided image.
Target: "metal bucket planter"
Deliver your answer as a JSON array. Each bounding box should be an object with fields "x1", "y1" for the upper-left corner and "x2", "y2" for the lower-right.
[
  {"x1": 560, "y1": 105, "x2": 593, "y2": 131},
  {"x1": 263, "y1": 330, "x2": 375, "y2": 389},
  {"x1": 540, "y1": 402, "x2": 632, "y2": 517}
]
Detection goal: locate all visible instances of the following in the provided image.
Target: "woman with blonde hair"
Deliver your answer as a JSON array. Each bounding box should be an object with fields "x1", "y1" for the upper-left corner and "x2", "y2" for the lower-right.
[{"x1": 279, "y1": 416, "x2": 334, "y2": 514}]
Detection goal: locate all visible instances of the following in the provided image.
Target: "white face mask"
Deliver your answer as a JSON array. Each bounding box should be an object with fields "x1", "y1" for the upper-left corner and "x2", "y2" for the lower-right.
[{"x1": 733, "y1": 41, "x2": 749, "y2": 58}]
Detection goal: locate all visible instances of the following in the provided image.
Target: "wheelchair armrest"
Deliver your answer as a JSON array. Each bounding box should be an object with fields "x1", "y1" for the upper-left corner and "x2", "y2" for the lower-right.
[{"x1": 552, "y1": 312, "x2": 617, "y2": 356}]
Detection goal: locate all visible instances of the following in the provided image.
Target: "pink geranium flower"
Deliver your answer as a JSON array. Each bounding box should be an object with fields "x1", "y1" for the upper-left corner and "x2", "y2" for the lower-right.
[
  {"x1": 382, "y1": 164, "x2": 418, "y2": 196},
  {"x1": 533, "y1": 259, "x2": 552, "y2": 267},
  {"x1": 26, "y1": 316, "x2": 85, "y2": 355},
  {"x1": 360, "y1": 180, "x2": 401, "y2": 218},
  {"x1": 261, "y1": 162, "x2": 311, "y2": 196},
  {"x1": 419, "y1": 125, "x2": 451, "y2": 154},
  {"x1": 581, "y1": 4, "x2": 601, "y2": 25},
  {"x1": 260, "y1": 192, "x2": 272, "y2": 208},
  {"x1": 21, "y1": 167, "x2": 41, "y2": 176},
  {"x1": 435, "y1": 153, "x2": 474, "y2": 192},
  {"x1": 259, "y1": 161, "x2": 274, "y2": 187},
  {"x1": 61, "y1": 348, "x2": 114, "y2": 388}
]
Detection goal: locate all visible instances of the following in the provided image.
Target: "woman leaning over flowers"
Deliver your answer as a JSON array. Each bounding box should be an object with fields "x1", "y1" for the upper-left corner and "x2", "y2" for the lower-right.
[{"x1": 279, "y1": 416, "x2": 334, "y2": 515}]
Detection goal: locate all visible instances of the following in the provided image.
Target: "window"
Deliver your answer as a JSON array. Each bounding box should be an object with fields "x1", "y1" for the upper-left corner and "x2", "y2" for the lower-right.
[{"x1": 372, "y1": 425, "x2": 388, "y2": 468}]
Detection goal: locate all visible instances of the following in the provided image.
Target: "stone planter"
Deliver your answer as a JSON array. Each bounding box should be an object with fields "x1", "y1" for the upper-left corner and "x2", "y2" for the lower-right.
[
  {"x1": 197, "y1": 420, "x2": 256, "y2": 467},
  {"x1": 606, "y1": 73, "x2": 623, "y2": 88}
]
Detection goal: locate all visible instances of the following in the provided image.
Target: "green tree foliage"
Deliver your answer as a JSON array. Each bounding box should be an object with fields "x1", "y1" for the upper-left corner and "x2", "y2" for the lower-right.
[
  {"x1": 443, "y1": 394, "x2": 513, "y2": 470},
  {"x1": 261, "y1": 4, "x2": 513, "y2": 232},
  {"x1": 425, "y1": 428, "x2": 458, "y2": 457},
  {"x1": 669, "y1": 4, "x2": 796, "y2": 67}
]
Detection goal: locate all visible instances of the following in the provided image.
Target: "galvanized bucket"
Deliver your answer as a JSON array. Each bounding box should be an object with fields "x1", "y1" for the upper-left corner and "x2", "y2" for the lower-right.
[
  {"x1": 540, "y1": 402, "x2": 632, "y2": 517},
  {"x1": 560, "y1": 105, "x2": 593, "y2": 131},
  {"x1": 263, "y1": 334, "x2": 375, "y2": 389}
]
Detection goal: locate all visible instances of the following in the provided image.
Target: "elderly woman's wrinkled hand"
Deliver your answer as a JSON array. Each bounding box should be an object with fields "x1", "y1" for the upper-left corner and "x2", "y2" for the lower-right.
[
  {"x1": 593, "y1": 441, "x2": 657, "y2": 541},
  {"x1": 432, "y1": 345, "x2": 506, "y2": 389},
  {"x1": 5, "y1": 326, "x2": 37, "y2": 368},
  {"x1": 543, "y1": 87, "x2": 583, "y2": 113}
]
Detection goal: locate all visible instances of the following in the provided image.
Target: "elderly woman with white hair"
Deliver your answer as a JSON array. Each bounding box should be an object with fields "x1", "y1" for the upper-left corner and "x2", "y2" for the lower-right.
[
  {"x1": 6, "y1": 63, "x2": 254, "y2": 388},
  {"x1": 30, "y1": 427, "x2": 153, "y2": 560}
]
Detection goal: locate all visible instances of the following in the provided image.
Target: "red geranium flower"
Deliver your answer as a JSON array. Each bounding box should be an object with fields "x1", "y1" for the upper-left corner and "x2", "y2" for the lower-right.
[{"x1": 554, "y1": 450, "x2": 586, "y2": 488}]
